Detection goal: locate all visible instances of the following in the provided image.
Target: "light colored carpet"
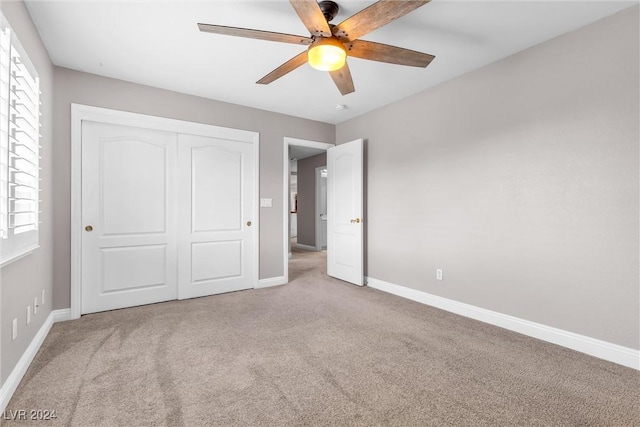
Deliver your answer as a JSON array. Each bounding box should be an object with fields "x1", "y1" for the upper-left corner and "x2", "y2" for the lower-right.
[{"x1": 4, "y1": 249, "x2": 639, "y2": 426}]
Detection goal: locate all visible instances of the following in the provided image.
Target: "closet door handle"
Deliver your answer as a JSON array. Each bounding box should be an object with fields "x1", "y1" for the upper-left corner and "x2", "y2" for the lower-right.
[
  {"x1": 246, "y1": 221, "x2": 252, "y2": 227},
  {"x1": 85, "y1": 225, "x2": 93, "y2": 232}
]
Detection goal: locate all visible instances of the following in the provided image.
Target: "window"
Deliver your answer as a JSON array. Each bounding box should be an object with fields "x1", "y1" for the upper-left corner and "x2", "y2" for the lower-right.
[{"x1": 0, "y1": 12, "x2": 41, "y2": 266}]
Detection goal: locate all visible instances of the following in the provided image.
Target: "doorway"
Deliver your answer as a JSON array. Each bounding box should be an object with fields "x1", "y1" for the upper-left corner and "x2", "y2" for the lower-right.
[
  {"x1": 283, "y1": 138, "x2": 333, "y2": 283},
  {"x1": 282, "y1": 137, "x2": 364, "y2": 286}
]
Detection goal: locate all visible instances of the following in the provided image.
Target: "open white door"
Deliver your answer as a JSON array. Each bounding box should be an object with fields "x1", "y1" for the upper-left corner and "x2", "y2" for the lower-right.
[{"x1": 327, "y1": 139, "x2": 363, "y2": 285}]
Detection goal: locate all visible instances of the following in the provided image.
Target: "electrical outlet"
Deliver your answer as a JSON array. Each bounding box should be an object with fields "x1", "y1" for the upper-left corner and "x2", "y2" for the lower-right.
[
  {"x1": 27, "y1": 306, "x2": 31, "y2": 325},
  {"x1": 41, "y1": 289, "x2": 45, "y2": 306},
  {"x1": 436, "y1": 269, "x2": 443, "y2": 281},
  {"x1": 34, "y1": 297, "x2": 38, "y2": 314},
  {"x1": 12, "y1": 318, "x2": 18, "y2": 340}
]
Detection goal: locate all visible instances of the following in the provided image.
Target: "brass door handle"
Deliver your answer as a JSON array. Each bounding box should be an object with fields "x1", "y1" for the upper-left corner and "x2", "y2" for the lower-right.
[
  {"x1": 350, "y1": 218, "x2": 361, "y2": 224},
  {"x1": 246, "y1": 221, "x2": 252, "y2": 227},
  {"x1": 85, "y1": 225, "x2": 93, "y2": 232}
]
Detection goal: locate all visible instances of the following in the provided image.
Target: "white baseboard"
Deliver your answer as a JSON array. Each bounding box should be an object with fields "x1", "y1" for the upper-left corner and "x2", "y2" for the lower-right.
[
  {"x1": 366, "y1": 277, "x2": 639, "y2": 370},
  {"x1": 295, "y1": 243, "x2": 318, "y2": 252},
  {"x1": 256, "y1": 276, "x2": 287, "y2": 289},
  {"x1": 0, "y1": 309, "x2": 70, "y2": 412},
  {"x1": 52, "y1": 308, "x2": 72, "y2": 323}
]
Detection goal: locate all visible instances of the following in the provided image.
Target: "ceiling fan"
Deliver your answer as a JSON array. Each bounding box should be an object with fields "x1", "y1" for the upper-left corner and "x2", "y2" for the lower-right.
[{"x1": 198, "y1": 0, "x2": 435, "y2": 95}]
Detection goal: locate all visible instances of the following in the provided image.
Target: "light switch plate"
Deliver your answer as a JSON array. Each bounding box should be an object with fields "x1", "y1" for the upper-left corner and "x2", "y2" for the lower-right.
[{"x1": 260, "y1": 198, "x2": 273, "y2": 208}]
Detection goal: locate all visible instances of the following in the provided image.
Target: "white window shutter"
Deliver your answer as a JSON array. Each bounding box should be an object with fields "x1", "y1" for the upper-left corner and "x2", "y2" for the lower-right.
[
  {"x1": 0, "y1": 26, "x2": 10, "y2": 239},
  {"x1": 8, "y1": 43, "x2": 40, "y2": 235},
  {"x1": 0, "y1": 12, "x2": 41, "y2": 266}
]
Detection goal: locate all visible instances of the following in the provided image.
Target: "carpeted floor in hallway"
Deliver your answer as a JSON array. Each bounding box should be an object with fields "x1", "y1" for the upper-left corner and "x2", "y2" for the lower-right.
[{"x1": 4, "y1": 248, "x2": 639, "y2": 426}]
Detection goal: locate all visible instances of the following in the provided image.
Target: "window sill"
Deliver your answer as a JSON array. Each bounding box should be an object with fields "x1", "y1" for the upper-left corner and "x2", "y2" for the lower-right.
[{"x1": 0, "y1": 244, "x2": 40, "y2": 268}]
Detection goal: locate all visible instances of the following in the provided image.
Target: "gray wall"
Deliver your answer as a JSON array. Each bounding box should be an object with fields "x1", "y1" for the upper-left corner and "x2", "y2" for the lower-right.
[
  {"x1": 52, "y1": 68, "x2": 334, "y2": 310},
  {"x1": 297, "y1": 153, "x2": 327, "y2": 247},
  {"x1": 336, "y1": 7, "x2": 639, "y2": 349},
  {"x1": 0, "y1": 1, "x2": 55, "y2": 383}
]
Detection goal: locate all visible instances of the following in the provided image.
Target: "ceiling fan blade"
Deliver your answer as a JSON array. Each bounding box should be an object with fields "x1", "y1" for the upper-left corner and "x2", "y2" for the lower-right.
[
  {"x1": 346, "y1": 39, "x2": 434, "y2": 68},
  {"x1": 257, "y1": 51, "x2": 309, "y2": 85},
  {"x1": 333, "y1": 0, "x2": 430, "y2": 42},
  {"x1": 329, "y1": 62, "x2": 355, "y2": 95},
  {"x1": 289, "y1": 0, "x2": 332, "y2": 37},
  {"x1": 198, "y1": 23, "x2": 312, "y2": 45}
]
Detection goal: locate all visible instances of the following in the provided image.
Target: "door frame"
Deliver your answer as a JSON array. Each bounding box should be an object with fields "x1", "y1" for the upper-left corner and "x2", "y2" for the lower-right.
[
  {"x1": 282, "y1": 137, "x2": 333, "y2": 283},
  {"x1": 71, "y1": 104, "x2": 260, "y2": 319},
  {"x1": 315, "y1": 166, "x2": 327, "y2": 251}
]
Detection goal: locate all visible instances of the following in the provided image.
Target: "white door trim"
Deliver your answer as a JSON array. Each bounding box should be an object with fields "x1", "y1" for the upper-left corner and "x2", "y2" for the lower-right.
[
  {"x1": 282, "y1": 137, "x2": 334, "y2": 283},
  {"x1": 71, "y1": 103, "x2": 259, "y2": 319},
  {"x1": 315, "y1": 166, "x2": 327, "y2": 251}
]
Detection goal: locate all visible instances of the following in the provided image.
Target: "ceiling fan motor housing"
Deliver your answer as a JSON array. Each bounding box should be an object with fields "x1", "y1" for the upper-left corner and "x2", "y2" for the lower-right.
[{"x1": 319, "y1": 1, "x2": 340, "y2": 23}]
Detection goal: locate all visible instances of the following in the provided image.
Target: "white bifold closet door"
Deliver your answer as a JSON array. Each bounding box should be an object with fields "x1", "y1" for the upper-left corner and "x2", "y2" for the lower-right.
[{"x1": 81, "y1": 121, "x2": 255, "y2": 314}]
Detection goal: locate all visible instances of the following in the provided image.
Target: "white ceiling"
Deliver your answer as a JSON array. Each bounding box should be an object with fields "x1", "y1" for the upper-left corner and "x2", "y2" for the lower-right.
[{"x1": 24, "y1": 0, "x2": 636, "y2": 124}]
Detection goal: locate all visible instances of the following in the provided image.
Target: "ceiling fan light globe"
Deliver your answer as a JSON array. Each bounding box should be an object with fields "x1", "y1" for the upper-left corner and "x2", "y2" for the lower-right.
[{"x1": 308, "y1": 38, "x2": 346, "y2": 72}]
